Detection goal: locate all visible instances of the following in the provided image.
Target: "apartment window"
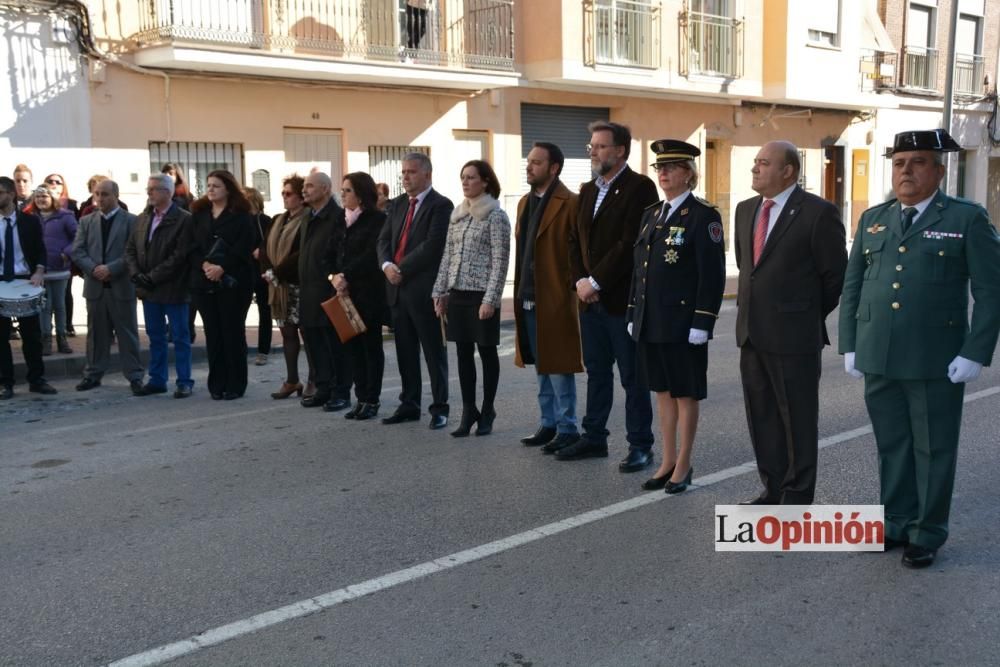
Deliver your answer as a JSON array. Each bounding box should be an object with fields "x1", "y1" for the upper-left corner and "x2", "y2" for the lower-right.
[
  {"x1": 807, "y1": 0, "x2": 840, "y2": 47},
  {"x1": 680, "y1": 0, "x2": 743, "y2": 78},
  {"x1": 284, "y1": 128, "x2": 344, "y2": 188},
  {"x1": 591, "y1": 0, "x2": 659, "y2": 69},
  {"x1": 368, "y1": 145, "x2": 431, "y2": 198},
  {"x1": 148, "y1": 141, "x2": 244, "y2": 197},
  {"x1": 903, "y1": 3, "x2": 937, "y2": 90},
  {"x1": 955, "y1": 14, "x2": 984, "y2": 95}
]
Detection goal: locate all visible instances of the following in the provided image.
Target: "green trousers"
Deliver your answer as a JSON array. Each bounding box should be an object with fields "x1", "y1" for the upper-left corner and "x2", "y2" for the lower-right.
[{"x1": 864, "y1": 374, "x2": 965, "y2": 549}]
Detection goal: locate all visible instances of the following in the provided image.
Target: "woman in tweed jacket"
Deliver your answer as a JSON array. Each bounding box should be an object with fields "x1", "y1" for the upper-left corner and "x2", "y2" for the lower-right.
[{"x1": 433, "y1": 160, "x2": 511, "y2": 437}]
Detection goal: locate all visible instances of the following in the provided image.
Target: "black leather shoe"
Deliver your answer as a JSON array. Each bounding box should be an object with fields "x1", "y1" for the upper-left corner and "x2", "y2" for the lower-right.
[
  {"x1": 739, "y1": 495, "x2": 779, "y2": 505},
  {"x1": 129, "y1": 379, "x2": 143, "y2": 395},
  {"x1": 521, "y1": 426, "x2": 557, "y2": 446},
  {"x1": 664, "y1": 466, "x2": 693, "y2": 494},
  {"x1": 555, "y1": 439, "x2": 608, "y2": 460},
  {"x1": 211, "y1": 392, "x2": 224, "y2": 400},
  {"x1": 0, "y1": 386, "x2": 13, "y2": 400},
  {"x1": 429, "y1": 414, "x2": 449, "y2": 430},
  {"x1": 29, "y1": 382, "x2": 58, "y2": 395},
  {"x1": 300, "y1": 393, "x2": 331, "y2": 408},
  {"x1": 618, "y1": 448, "x2": 654, "y2": 473},
  {"x1": 475, "y1": 408, "x2": 495, "y2": 436},
  {"x1": 77, "y1": 377, "x2": 102, "y2": 392},
  {"x1": 173, "y1": 385, "x2": 193, "y2": 399},
  {"x1": 641, "y1": 466, "x2": 675, "y2": 491},
  {"x1": 354, "y1": 402, "x2": 380, "y2": 421},
  {"x1": 322, "y1": 397, "x2": 350, "y2": 412},
  {"x1": 137, "y1": 384, "x2": 167, "y2": 396},
  {"x1": 902, "y1": 544, "x2": 937, "y2": 569},
  {"x1": 541, "y1": 433, "x2": 580, "y2": 455},
  {"x1": 223, "y1": 392, "x2": 241, "y2": 401},
  {"x1": 382, "y1": 410, "x2": 420, "y2": 425},
  {"x1": 450, "y1": 406, "x2": 480, "y2": 438},
  {"x1": 344, "y1": 403, "x2": 363, "y2": 419}
]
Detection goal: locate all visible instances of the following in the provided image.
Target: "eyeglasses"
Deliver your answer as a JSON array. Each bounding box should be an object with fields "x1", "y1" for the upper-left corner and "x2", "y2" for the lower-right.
[
  {"x1": 280, "y1": 190, "x2": 297, "y2": 197},
  {"x1": 586, "y1": 143, "x2": 614, "y2": 153},
  {"x1": 45, "y1": 178, "x2": 63, "y2": 186}
]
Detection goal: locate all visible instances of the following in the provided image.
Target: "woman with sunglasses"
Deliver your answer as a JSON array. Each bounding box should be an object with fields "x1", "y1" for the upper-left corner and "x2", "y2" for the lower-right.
[
  {"x1": 41, "y1": 174, "x2": 80, "y2": 336},
  {"x1": 25, "y1": 187, "x2": 77, "y2": 355}
]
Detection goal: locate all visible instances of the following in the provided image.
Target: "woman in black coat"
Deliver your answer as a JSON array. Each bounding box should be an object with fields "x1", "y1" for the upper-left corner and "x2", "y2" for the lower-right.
[
  {"x1": 189, "y1": 170, "x2": 256, "y2": 400},
  {"x1": 329, "y1": 172, "x2": 387, "y2": 420}
]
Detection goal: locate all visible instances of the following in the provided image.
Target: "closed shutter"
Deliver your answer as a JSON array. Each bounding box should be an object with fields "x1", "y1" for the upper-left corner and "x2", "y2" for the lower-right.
[
  {"x1": 148, "y1": 141, "x2": 244, "y2": 197},
  {"x1": 520, "y1": 103, "x2": 610, "y2": 196},
  {"x1": 283, "y1": 128, "x2": 344, "y2": 188},
  {"x1": 368, "y1": 145, "x2": 432, "y2": 198}
]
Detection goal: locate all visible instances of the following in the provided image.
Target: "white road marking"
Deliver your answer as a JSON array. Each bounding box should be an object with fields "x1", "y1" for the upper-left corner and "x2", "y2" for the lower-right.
[{"x1": 107, "y1": 384, "x2": 1000, "y2": 666}]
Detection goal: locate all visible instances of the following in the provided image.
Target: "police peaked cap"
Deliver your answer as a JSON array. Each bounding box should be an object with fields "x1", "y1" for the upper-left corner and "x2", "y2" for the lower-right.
[{"x1": 650, "y1": 139, "x2": 700, "y2": 167}]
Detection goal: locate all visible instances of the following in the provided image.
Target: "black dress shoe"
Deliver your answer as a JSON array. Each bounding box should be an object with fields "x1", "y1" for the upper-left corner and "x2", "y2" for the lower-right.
[
  {"x1": 450, "y1": 406, "x2": 480, "y2": 438},
  {"x1": 475, "y1": 408, "x2": 496, "y2": 436},
  {"x1": 618, "y1": 448, "x2": 654, "y2": 473},
  {"x1": 29, "y1": 382, "x2": 58, "y2": 395},
  {"x1": 211, "y1": 392, "x2": 224, "y2": 400},
  {"x1": 521, "y1": 426, "x2": 557, "y2": 446},
  {"x1": 173, "y1": 385, "x2": 193, "y2": 399},
  {"x1": 902, "y1": 544, "x2": 937, "y2": 569},
  {"x1": 300, "y1": 393, "x2": 331, "y2": 408},
  {"x1": 129, "y1": 379, "x2": 143, "y2": 395},
  {"x1": 223, "y1": 392, "x2": 242, "y2": 400},
  {"x1": 664, "y1": 467, "x2": 693, "y2": 494},
  {"x1": 555, "y1": 439, "x2": 608, "y2": 460},
  {"x1": 344, "y1": 403, "x2": 363, "y2": 419},
  {"x1": 739, "y1": 495, "x2": 779, "y2": 505},
  {"x1": 429, "y1": 414, "x2": 449, "y2": 430},
  {"x1": 77, "y1": 377, "x2": 102, "y2": 392},
  {"x1": 0, "y1": 386, "x2": 13, "y2": 400},
  {"x1": 381, "y1": 410, "x2": 420, "y2": 425},
  {"x1": 137, "y1": 384, "x2": 167, "y2": 396},
  {"x1": 541, "y1": 433, "x2": 580, "y2": 455},
  {"x1": 322, "y1": 397, "x2": 350, "y2": 412},
  {"x1": 354, "y1": 403, "x2": 380, "y2": 421},
  {"x1": 641, "y1": 466, "x2": 675, "y2": 491}
]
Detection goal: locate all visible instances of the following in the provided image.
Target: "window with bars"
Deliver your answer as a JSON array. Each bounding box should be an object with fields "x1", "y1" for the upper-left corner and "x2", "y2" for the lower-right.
[
  {"x1": 368, "y1": 145, "x2": 431, "y2": 198},
  {"x1": 148, "y1": 141, "x2": 244, "y2": 197}
]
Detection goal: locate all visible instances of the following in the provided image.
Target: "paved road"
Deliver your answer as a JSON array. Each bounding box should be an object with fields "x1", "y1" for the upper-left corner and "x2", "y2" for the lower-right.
[{"x1": 2, "y1": 304, "x2": 998, "y2": 666}]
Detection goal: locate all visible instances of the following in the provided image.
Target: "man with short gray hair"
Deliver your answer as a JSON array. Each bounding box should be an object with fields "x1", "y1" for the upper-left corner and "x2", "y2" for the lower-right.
[{"x1": 126, "y1": 174, "x2": 195, "y2": 397}]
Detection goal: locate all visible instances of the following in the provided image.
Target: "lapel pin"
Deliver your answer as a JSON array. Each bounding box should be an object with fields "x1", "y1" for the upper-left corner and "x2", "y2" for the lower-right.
[
  {"x1": 614, "y1": 189, "x2": 620, "y2": 196},
  {"x1": 788, "y1": 209, "x2": 796, "y2": 216},
  {"x1": 680, "y1": 208, "x2": 689, "y2": 216}
]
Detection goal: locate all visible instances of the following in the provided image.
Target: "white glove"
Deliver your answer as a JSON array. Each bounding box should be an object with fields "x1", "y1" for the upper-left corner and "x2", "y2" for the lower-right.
[
  {"x1": 947, "y1": 355, "x2": 983, "y2": 384},
  {"x1": 627, "y1": 322, "x2": 634, "y2": 336},
  {"x1": 844, "y1": 352, "x2": 863, "y2": 379},
  {"x1": 688, "y1": 328, "x2": 709, "y2": 345}
]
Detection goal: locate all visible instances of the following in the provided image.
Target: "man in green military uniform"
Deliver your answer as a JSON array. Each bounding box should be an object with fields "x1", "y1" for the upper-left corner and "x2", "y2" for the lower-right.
[{"x1": 839, "y1": 129, "x2": 1000, "y2": 568}]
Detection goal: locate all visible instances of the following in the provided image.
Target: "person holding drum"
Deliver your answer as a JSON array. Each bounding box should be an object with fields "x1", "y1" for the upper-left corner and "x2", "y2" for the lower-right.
[{"x1": 0, "y1": 176, "x2": 57, "y2": 399}]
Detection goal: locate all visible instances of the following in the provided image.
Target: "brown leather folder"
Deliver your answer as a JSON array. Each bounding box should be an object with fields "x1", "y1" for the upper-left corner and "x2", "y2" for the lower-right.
[{"x1": 321, "y1": 293, "x2": 367, "y2": 343}]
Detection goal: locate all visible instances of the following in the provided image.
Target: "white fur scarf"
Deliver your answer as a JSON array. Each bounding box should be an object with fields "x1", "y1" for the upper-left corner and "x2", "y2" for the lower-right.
[{"x1": 450, "y1": 194, "x2": 499, "y2": 224}]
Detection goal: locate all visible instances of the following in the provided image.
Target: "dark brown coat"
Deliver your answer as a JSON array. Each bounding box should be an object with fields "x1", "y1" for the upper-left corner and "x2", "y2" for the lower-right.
[{"x1": 126, "y1": 204, "x2": 193, "y2": 304}]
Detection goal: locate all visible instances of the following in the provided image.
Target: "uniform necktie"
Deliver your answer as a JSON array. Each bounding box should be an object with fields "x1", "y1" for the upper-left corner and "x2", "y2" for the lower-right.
[
  {"x1": 655, "y1": 202, "x2": 671, "y2": 227},
  {"x1": 901, "y1": 206, "x2": 918, "y2": 233},
  {"x1": 393, "y1": 197, "x2": 418, "y2": 266},
  {"x1": 3, "y1": 217, "x2": 14, "y2": 280},
  {"x1": 752, "y1": 199, "x2": 775, "y2": 266}
]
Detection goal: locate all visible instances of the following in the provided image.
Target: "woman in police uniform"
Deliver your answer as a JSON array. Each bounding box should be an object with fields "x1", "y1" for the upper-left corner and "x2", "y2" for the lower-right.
[{"x1": 628, "y1": 140, "x2": 726, "y2": 494}]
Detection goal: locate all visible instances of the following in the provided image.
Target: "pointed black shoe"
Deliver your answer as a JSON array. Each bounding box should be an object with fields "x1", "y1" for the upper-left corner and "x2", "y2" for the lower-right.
[
  {"x1": 555, "y1": 439, "x2": 608, "y2": 460},
  {"x1": 343, "y1": 403, "x2": 363, "y2": 419},
  {"x1": 641, "y1": 466, "x2": 675, "y2": 491},
  {"x1": 901, "y1": 544, "x2": 937, "y2": 569},
  {"x1": 521, "y1": 426, "x2": 557, "y2": 446},
  {"x1": 354, "y1": 402, "x2": 380, "y2": 421},
  {"x1": 618, "y1": 448, "x2": 653, "y2": 473},
  {"x1": 664, "y1": 467, "x2": 693, "y2": 495},
  {"x1": 450, "y1": 406, "x2": 481, "y2": 438},
  {"x1": 475, "y1": 408, "x2": 496, "y2": 436},
  {"x1": 541, "y1": 433, "x2": 579, "y2": 455}
]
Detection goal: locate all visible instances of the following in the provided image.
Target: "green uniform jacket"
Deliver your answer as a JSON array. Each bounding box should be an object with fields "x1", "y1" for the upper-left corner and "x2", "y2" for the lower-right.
[{"x1": 838, "y1": 191, "x2": 1000, "y2": 379}]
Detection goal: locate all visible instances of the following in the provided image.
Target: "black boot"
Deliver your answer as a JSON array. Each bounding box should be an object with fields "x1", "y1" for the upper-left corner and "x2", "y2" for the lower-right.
[
  {"x1": 475, "y1": 407, "x2": 496, "y2": 436},
  {"x1": 450, "y1": 405, "x2": 480, "y2": 438}
]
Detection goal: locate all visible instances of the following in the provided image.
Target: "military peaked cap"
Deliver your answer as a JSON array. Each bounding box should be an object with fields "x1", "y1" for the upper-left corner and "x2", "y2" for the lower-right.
[{"x1": 884, "y1": 129, "x2": 961, "y2": 157}]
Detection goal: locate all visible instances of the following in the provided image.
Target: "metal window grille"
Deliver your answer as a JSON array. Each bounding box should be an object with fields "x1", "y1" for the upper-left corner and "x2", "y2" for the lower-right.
[
  {"x1": 148, "y1": 141, "x2": 244, "y2": 197},
  {"x1": 954, "y1": 54, "x2": 984, "y2": 95},
  {"x1": 368, "y1": 145, "x2": 431, "y2": 198},
  {"x1": 901, "y1": 45, "x2": 938, "y2": 90},
  {"x1": 679, "y1": 7, "x2": 743, "y2": 78},
  {"x1": 587, "y1": 0, "x2": 659, "y2": 69}
]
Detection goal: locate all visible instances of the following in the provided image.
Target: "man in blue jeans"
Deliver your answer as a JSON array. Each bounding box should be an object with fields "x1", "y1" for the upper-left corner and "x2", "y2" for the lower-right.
[
  {"x1": 563, "y1": 121, "x2": 658, "y2": 472},
  {"x1": 125, "y1": 173, "x2": 195, "y2": 398},
  {"x1": 513, "y1": 142, "x2": 583, "y2": 452}
]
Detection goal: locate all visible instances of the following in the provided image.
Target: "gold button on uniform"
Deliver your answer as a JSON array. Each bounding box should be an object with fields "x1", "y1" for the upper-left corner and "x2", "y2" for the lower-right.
[
  {"x1": 892, "y1": 282, "x2": 900, "y2": 289},
  {"x1": 896, "y1": 265, "x2": 903, "y2": 271},
  {"x1": 938, "y1": 250, "x2": 945, "y2": 256},
  {"x1": 891, "y1": 302, "x2": 901, "y2": 310},
  {"x1": 899, "y1": 246, "x2": 907, "y2": 253}
]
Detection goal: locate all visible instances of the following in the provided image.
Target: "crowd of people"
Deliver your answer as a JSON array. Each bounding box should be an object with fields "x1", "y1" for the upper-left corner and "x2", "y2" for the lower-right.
[{"x1": 2, "y1": 124, "x2": 998, "y2": 569}]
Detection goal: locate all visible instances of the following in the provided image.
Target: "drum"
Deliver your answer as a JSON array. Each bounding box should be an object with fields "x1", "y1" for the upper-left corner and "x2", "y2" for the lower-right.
[{"x1": 0, "y1": 279, "x2": 46, "y2": 318}]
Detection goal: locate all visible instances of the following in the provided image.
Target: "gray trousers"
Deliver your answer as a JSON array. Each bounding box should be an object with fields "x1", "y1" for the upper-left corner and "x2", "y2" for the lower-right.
[{"x1": 83, "y1": 290, "x2": 144, "y2": 382}]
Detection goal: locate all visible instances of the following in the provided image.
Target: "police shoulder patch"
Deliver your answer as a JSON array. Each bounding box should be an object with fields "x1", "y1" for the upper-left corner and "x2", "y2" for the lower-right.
[{"x1": 708, "y1": 221, "x2": 724, "y2": 243}]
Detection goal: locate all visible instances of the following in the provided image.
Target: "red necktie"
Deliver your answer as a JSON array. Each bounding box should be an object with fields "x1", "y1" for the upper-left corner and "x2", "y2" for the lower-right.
[
  {"x1": 393, "y1": 197, "x2": 418, "y2": 266},
  {"x1": 752, "y1": 199, "x2": 774, "y2": 266}
]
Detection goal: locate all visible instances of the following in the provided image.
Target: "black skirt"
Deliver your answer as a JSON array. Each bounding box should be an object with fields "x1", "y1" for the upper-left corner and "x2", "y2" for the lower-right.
[
  {"x1": 637, "y1": 340, "x2": 708, "y2": 399},
  {"x1": 445, "y1": 290, "x2": 500, "y2": 346}
]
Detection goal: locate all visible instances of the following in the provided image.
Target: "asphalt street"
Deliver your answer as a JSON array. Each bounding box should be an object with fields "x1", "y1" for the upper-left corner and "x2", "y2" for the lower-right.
[{"x1": 2, "y1": 303, "x2": 998, "y2": 666}]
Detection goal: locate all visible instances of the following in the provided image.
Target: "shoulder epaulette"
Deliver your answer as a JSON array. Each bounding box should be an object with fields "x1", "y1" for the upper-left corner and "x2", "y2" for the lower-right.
[
  {"x1": 694, "y1": 196, "x2": 719, "y2": 209},
  {"x1": 643, "y1": 200, "x2": 663, "y2": 212}
]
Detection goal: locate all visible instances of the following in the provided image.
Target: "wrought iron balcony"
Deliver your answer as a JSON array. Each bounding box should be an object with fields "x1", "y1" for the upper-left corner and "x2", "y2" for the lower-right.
[
  {"x1": 131, "y1": 0, "x2": 514, "y2": 73},
  {"x1": 901, "y1": 45, "x2": 938, "y2": 91},
  {"x1": 859, "y1": 49, "x2": 897, "y2": 92},
  {"x1": 585, "y1": 0, "x2": 660, "y2": 69},
  {"x1": 954, "y1": 53, "x2": 985, "y2": 96},
  {"x1": 679, "y1": 10, "x2": 743, "y2": 78}
]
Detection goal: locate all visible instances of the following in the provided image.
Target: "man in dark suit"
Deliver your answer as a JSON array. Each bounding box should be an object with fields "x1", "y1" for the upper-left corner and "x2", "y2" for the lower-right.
[
  {"x1": 71, "y1": 179, "x2": 145, "y2": 394},
  {"x1": 559, "y1": 121, "x2": 658, "y2": 472},
  {"x1": 0, "y1": 176, "x2": 56, "y2": 398},
  {"x1": 839, "y1": 129, "x2": 1000, "y2": 568},
  {"x1": 734, "y1": 140, "x2": 847, "y2": 505},
  {"x1": 376, "y1": 152, "x2": 454, "y2": 429},
  {"x1": 298, "y1": 171, "x2": 351, "y2": 411}
]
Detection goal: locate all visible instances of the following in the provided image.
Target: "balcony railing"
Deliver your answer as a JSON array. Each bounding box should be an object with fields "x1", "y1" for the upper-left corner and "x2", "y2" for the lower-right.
[
  {"x1": 679, "y1": 10, "x2": 743, "y2": 79},
  {"x1": 585, "y1": 0, "x2": 660, "y2": 69},
  {"x1": 132, "y1": 0, "x2": 515, "y2": 72},
  {"x1": 901, "y1": 45, "x2": 938, "y2": 91},
  {"x1": 859, "y1": 49, "x2": 897, "y2": 92},
  {"x1": 955, "y1": 53, "x2": 985, "y2": 96}
]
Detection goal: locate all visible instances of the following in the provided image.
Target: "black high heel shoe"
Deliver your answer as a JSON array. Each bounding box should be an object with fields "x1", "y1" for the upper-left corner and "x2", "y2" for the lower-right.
[
  {"x1": 475, "y1": 408, "x2": 496, "y2": 436},
  {"x1": 664, "y1": 466, "x2": 693, "y2": 495},
  {"x1": 641, "y1": 466, "x2": 675, "y2": 491},
  {"x1": 450, "y1": 406, "x2": 481, "y2": 438}
]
